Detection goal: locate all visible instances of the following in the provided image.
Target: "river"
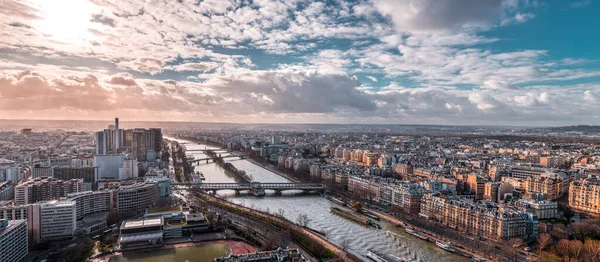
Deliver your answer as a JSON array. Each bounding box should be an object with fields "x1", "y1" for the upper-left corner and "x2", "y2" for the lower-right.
[{"x1": 175, "y1": 138, "x2": 468, "y2": 262}]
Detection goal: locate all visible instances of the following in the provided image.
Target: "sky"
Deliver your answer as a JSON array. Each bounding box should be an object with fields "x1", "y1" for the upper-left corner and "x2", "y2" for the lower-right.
[{"x1": 0, "y1": 0, "x2": 599, "y2": 126}]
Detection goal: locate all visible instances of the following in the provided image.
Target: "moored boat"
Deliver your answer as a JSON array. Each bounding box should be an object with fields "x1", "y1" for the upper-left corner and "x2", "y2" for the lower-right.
[
  {"x1": 365, "y1": 249, "x2": 389, "y2": 262},
  {"x1": 436, "y1": 240, "x2": 455, "y2": 253}
]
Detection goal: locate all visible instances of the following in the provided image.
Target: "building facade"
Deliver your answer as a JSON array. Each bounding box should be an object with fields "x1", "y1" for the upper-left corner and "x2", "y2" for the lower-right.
[
  {"x1": 569, "y1": 178, "x2": 600, "y2": 217},
  {"x1": 14, "y1": 177, "x2": 84, "y2": 205},
  {"x1": 0, "y1": 219, "x2": 28, "y2": 262}
]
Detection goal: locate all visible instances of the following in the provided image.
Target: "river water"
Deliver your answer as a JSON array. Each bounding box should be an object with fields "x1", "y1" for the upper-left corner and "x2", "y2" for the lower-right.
[{"x1": 176, "y1": 139, "x2": 468, "y2": 262}]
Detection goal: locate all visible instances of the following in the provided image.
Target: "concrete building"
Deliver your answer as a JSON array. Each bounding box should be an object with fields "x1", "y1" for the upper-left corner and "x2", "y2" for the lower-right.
[
  {"x1": 94, "y1": 154, "x2": 125, "y2": 180},
  {"x1": 569, "y1": 178, "x2": 600, "y2": 217},
  {"x1": 0, "y1": 181, "x2": 14, "y2": 201},
  {"x1": 118, "y1": 217, "x2": 164, "y2": 249},
  {"x1": 0, "y1": 219, "x2": 28, "y2": 262},
  {"x1": 63, "y1": 191, "x2": 113, "y2": 220},
  {"x1": 115, "y1": 182, "x2": 159, "y2": 219},
  {"x1": 119, "y1": 159, "x2": 139, "y2": 180},
  {"x1": 14, "y1": 177, "x2": 84, "y2": 205},
  {"x1": 34, "y1": 201, "x2": 77, "y2": 243},
  {"x1": 31, "y1": 167, "x2": 53, "y2": 179},
  {"x1": 0, "y1": 167, "x2": 20, "y2": 181}
]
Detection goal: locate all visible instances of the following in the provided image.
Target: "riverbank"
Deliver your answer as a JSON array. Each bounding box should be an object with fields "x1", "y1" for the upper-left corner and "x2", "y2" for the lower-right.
[
  {"x1": 243, "y1": 155, "x2": 493, "y2": 261},
  {"x1": 193, "y1": 191, "x2": 354, "y2": 261},
  {"x1": 245, "y1": 158, "x2": 300, "y2": 183},
  {"x1": 91, "y1": 240, "x2": 256, "y2": 262}
]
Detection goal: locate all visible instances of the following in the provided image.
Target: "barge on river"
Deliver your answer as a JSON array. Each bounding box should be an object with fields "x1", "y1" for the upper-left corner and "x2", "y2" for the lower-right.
[{"x1": 330, "y1": 207, "x2": 382, "y2": 229}]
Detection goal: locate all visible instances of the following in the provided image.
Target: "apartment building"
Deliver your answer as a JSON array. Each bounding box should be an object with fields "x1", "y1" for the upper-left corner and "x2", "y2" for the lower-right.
[
  {"x1": 420, "y1": 193, "x2": 538, "y2": 240},
  {"x1": 14, "y1": 177, "x2": 84, "y2": 205},
  {"x1": 0, "y1": 219, "x2": 28, "y2": 262},
  {"x1": 569, "y1": 178, "x2": 600, "y2": 217},
  {"x1": 115, "y1": 182, "x2": 159, "y2": 219},
  {"x1": 0, "y1": 181, "x2": 14, "y2": 201}
]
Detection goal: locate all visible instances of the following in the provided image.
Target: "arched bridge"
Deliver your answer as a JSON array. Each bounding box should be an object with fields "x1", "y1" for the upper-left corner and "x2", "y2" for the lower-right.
[{"x1": 172, "y1": 182, "x2": 326, "y2": 196}]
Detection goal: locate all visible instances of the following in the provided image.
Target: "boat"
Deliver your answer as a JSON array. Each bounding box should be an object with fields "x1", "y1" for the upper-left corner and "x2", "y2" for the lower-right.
[
  {"x1": 330, "y1": 207, "x2": 380, "y2": 229},
  {"x1": 186, "y1": 155, "x2": 195, "y2": 161},
  {"x1": 195, "y1": 171, "x2": 206, "y2": 180},
  {"x1": 367, "y1": 220, "x2": 382, "y2": 230},
  {"x1": 436, "y1": 240, "x2": 455, "y2": 253},
  {"x1": 365, "y1": 249, "x2": 389, "y2": 262},
  {"x1": 326, "y1": 196, "x2": 347, "y2": 206},
  {"x1": 471, "y1": 258, "x2": 487, "y2": 262},
  {"x1": 359, "y1": 210, "x2": 381, "y2": 221},
  {"x1": 405, "y1": 229, "x2": 428, "y2": 241}
]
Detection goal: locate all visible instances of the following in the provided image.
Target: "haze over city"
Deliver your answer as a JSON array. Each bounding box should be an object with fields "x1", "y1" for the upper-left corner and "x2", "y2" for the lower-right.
[{"x1": 1, "y1": 0, "x2": 599, "y2": 125}]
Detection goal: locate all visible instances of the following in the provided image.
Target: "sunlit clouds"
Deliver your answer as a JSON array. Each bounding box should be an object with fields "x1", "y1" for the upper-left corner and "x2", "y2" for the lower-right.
[{"x1": 0, "y1": 0, "x2": 598, "y2": 125}]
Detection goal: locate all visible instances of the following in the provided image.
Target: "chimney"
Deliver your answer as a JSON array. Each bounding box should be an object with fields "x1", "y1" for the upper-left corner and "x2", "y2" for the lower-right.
[{"x1": 115, "y1": 117, "x2": 119, "y2": 153}]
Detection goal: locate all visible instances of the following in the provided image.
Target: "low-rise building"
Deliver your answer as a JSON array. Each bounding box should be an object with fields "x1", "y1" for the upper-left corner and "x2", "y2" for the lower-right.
[{"x1": 118, "y1": 217, "x2": 164, "y2": 249}]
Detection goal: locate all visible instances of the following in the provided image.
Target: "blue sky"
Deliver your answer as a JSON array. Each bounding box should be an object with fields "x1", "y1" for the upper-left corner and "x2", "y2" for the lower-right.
[{"x1": 0, "y1": 0, "x2": 599, "y2": 125}]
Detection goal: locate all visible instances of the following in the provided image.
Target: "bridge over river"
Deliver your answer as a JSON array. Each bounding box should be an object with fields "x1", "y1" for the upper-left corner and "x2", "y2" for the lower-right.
[{"x1": 171, "y1": 182, "x2": 326, "y2": 196}]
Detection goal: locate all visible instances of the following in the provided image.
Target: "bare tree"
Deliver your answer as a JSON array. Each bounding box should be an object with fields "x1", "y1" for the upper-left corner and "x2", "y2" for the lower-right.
[
  {"x1": 556, "y1": 239, "x2": 570, "y2": 262},
  {"x1": 341, "y1": 238, "x2": 351, "y2": 252},
  {"x1": 568, "y1": 240, "x2": 583, "y2": 261},
  {"x1": 537, "y1": 233, "x2": 552, "y2": 261},
  {"x1": 507, "y1": 238, "x2": 524, "y2": 262},
  {"x1": 296, "y1": 213, "x2": 311, "y2": 227},
  {"x1": 584, "y1": 240, "x2": 600, "y2": 262},
  {"x1": 276, "y1": 208, "x2": 285, "y2": 218}
]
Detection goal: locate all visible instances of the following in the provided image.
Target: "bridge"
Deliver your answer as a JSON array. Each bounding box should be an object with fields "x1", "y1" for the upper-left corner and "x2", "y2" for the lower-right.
[
  {"x1": 189, "y1": 154, "x2": 250, "y2": 163},
  {"x1": 186, "y1": 149, "x2": 229, "y2": 152},
  {"x1": 172, "y1": 182, "x2": 326, "y2": 196}
]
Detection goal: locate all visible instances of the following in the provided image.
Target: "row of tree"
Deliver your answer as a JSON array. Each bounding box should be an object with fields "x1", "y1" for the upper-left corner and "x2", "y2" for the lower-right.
[{"x1": 536, "y1": 219, "x2": 600, "y2": 262}]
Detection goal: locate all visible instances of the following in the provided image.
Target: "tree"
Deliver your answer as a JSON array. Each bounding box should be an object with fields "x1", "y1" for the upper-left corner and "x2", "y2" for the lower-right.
[
  {"x1": 536, "y1": 233, "x2": 552, "y2": 262},
  {"x1": 559, "y1": 202, "x2": 575, "y2": 222},
  {"x1": 296, "y1": 213, "x2": 311, "y2": 227},
  {"x1": 556, "y1": 239, "x2": 570, "y2": 262},
  {"x1": 568, "y1": 240, "x2": 583, "y2": 261},
  {"x1": 507, "y1": 238, "x2": 524, "y2": 262},
  {"x1": 550, "y1": 224, "x2": 569, "y2": 240},
  {"x1": 341, "y1": 238, "x2": 351, "y2": 252},
  {"x1": 583, "y1": 240, "x2": 600, "y2": 262},
  {"x1": 276, "y1": 208, "x2": 285, "y2": 218}
]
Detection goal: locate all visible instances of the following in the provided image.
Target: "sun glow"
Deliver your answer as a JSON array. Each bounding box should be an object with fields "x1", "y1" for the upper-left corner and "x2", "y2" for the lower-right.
[{"x1": 33, "y1": 0, "x2": 98, "y2": 45}]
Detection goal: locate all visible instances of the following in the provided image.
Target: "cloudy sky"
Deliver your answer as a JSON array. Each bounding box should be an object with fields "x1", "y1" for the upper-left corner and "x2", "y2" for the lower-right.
[{"x1": 0, "y1": 0, "x2": 599, "y2": 126}]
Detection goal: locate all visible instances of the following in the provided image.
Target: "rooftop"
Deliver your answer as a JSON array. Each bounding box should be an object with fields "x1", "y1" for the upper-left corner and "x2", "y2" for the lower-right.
[
  {"x1": 121, "y1": 217, "x2": 163, "y2": 229},
  {"x1": 147, "y1": 205, "x2": 182, "y2": 214}
]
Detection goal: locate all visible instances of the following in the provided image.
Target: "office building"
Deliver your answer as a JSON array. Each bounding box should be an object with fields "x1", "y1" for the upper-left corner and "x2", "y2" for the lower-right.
[
  {"x1": 14, "y1": 177, "x2": 84, "y2": 205},
  {"x1": 0, "y1": 219, "x2": 28, "y2": 262}
]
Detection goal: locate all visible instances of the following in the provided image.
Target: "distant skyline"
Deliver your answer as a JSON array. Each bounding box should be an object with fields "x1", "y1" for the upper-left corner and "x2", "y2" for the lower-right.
[{"x1": 1, "y1": 0, "x2": 599, "y2": 125}]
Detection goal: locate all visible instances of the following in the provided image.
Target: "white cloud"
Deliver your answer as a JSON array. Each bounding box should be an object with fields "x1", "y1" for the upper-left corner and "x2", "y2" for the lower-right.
[{"x1": 366, "y1": 76, "x2": 378, "y2": 82}]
